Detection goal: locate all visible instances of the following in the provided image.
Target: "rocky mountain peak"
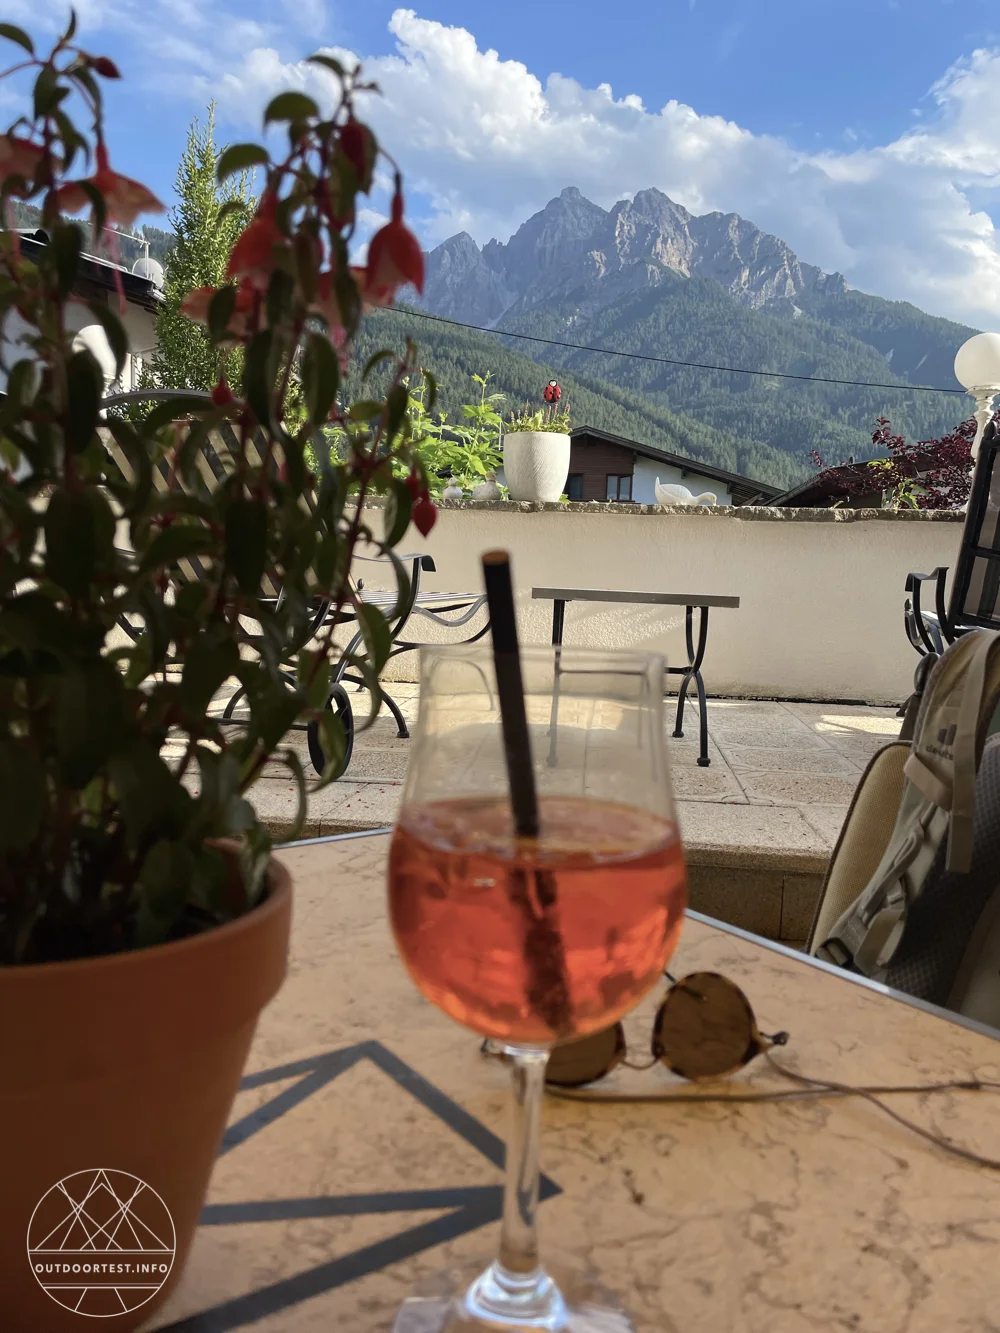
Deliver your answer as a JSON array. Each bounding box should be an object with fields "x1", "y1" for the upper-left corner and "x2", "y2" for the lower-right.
[{"x1": 420, "y1": 186, "x2": 846, "y2": 326}]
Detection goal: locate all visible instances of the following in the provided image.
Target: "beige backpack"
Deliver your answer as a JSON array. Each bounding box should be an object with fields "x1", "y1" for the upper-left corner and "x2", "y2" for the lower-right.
[{"x1": 809, "y1": 631, "x2": 1000, "y2": 1024}]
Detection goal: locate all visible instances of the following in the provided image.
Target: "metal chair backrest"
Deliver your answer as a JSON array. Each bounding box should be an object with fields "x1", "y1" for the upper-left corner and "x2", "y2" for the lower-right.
[
  {"x1": 948, "y1": 418, "x2": 1000, "y2": 633},
  {"x1": 103, "y1": 420, "x2": 284, "y2": 600}
]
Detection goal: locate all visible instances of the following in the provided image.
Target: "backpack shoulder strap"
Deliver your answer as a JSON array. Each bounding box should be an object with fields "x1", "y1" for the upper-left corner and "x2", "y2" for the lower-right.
[{"x1": 817, "y1": 630, "x2": 1000, "y2": 974}]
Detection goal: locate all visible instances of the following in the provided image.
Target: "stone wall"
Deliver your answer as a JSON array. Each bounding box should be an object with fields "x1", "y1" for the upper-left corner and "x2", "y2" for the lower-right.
[{"x1": 362, "y1": 500, "x2": 964, "y2": 703}]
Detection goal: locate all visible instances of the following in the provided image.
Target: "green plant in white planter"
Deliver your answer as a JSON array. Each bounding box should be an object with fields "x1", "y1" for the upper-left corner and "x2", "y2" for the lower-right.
[
  {"x1": 501, "y1": 400, "x2": 572, "y2": 503},
  {"x1": 0, "y1": 18, "x2": 432, "y2": 1329}
]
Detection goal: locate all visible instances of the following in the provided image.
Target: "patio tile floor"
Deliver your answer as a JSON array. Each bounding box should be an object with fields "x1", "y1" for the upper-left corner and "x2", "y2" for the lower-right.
[{"x1": 205, "y1": 689, "x2": 903, "y2": 942}]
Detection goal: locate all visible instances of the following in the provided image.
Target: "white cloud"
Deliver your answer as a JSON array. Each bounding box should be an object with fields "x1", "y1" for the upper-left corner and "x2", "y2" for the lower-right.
[{"x1": 183, "y1": 9, "x2": 1000, "y2": 327}]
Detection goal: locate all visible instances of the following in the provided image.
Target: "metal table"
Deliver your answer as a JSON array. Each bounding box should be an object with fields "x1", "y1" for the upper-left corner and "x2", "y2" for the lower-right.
[
  {"x1": 150, "y1": 830, "x2": 1000, "y2": 1333},
  {"x1": 532, "y1": 587, "x2": 740, "y2": 766}
]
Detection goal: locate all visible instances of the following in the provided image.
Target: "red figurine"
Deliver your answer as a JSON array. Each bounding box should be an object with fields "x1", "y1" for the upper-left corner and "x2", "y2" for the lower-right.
[{"x1": 543, "y1": 379, "x2": 562, "y2": 405}]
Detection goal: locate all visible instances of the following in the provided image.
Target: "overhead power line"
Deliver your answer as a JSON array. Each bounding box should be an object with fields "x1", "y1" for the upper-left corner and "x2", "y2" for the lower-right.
[{"x1": 390, "y1": 305, "x2": 966, "y2": 396}]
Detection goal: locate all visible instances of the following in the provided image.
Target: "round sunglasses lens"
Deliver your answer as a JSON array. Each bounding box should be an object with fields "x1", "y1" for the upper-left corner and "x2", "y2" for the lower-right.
[
  {"x1": 546, "y1": 1025, "x2": 625, "y2": 1088},
  {"x1": 652, "y1": 972, "x2": 759, "y2": 1080}
]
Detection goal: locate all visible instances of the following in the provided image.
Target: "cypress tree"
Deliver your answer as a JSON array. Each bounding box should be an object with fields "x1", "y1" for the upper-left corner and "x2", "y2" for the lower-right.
[{"x1": 148, "y1": 105, "x2": 255, "y2": 392}]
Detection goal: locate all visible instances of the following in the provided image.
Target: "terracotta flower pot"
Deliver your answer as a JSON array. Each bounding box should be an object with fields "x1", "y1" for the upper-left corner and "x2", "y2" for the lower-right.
[
  {"x1": 0, "y1": 851, "x2": 293, "y2": 1332},
  {"x1": 502, "y1": 430, "x2": 571, "y2": 502}
]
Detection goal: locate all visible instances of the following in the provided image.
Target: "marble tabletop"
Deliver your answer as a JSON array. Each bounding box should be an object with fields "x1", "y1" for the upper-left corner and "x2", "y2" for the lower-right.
[{"x1": 147, "y1": 831, "x2": 1000, "y2": 1333}]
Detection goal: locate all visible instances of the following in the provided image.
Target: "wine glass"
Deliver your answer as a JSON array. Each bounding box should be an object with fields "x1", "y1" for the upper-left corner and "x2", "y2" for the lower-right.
[{"x1": 388, "y1": 643, "x2": 688, "y2": 1331}]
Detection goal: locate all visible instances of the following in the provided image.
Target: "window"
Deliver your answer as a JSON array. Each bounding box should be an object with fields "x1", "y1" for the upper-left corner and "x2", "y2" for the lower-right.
[
  {"x1": 567, "y1": 474, "x2": 584, "y2": 501},
  {"x1": 606, "y1": 474, "x2": 632, "y2": 501}
]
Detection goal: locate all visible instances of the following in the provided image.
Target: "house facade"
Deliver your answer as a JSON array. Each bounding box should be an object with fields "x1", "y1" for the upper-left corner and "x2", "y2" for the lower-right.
[
  {"x1": 565, "y1": 427, "x2": 780, "y2": 506},
  {"x1": 0, "y1": 228, "x2": 163, "y2": 399}
]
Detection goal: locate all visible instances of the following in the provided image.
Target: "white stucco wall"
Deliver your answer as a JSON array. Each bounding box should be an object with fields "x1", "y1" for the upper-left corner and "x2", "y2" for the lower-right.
[
  {"x1": 631, "y1": 458, "x2": 734, "y2": 506},
  {"x1": 1, "y1": 300, "x2": 158, "y2": 396},
  {"x1": 365, "y1": 501, "x2": 963, "y2": 703}
]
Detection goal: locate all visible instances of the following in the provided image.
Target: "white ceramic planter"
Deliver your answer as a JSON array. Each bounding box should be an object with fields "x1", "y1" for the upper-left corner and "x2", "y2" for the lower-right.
[{"x1": 502, "y1": 431, "x2": 571, "y2": 503}]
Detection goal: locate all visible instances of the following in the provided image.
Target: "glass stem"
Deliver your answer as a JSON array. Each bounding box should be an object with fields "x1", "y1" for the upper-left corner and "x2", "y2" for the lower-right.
[
  {"x1": 498, "y1": 1046, "x2": 548, "y2": 1278},
  {"x1": 464, "y1": 1046, "x2": 565, "y2": 1326}
]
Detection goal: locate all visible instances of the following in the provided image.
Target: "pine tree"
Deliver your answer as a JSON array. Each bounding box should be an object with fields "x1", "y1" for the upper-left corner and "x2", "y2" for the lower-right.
[{"x1": 148, "y1": 105, "x2": 255, "y2": 392}]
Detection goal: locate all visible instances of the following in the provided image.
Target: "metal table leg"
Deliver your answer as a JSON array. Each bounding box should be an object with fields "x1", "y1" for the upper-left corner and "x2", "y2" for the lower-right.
[
  {"x1": 671, "y1": 606, "x2": 712, "y2": 767},
  {"x1": 547, "y1": 600, "x2": 565, "y2": 766}
]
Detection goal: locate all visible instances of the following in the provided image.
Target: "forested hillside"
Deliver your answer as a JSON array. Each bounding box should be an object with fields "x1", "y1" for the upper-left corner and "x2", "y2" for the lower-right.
[
  {"x1": 349, "y1": 305, "x2": 810, "y2": 489},
  {"x1": 497, "y1": 275, "x2": 967, "y2": 466}
]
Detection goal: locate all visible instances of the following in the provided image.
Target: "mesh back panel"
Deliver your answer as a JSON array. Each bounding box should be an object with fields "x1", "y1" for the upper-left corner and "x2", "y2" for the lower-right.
[{"x1": 882, "y1": 735, "x2": 1000, "y2": 1004}]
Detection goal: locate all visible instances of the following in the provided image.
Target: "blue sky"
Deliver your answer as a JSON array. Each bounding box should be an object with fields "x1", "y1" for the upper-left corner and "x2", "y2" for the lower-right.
[
  {"x1": 341, "y1": 0, "x2": 1000, "y2": 153},
  {"x1": 4, "y1": 1, "x2": 1000, "y2": 327}
]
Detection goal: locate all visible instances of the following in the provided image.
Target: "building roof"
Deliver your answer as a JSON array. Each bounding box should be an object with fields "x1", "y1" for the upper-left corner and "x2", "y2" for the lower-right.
[
  {"x1": 770, "y1": 458, "x2": 901, "y2": 507},
  {"x1": 569, "y1": 426, "x2": 782, "y2": 504},
  {"x1": 13, "y1": 229, "x2": 163, "y2": 313}
]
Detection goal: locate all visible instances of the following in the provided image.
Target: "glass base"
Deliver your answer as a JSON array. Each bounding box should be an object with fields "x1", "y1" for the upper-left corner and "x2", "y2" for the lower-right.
[{"x1": 391, "y1": 1258, "x2": 635, "y2": 1333}]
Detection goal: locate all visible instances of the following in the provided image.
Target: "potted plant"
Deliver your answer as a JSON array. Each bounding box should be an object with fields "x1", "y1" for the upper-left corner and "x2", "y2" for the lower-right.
[
  {"x1": 391, "y1": 369, "x2": 504, "y2": 498},
  {"x1": 0, "y1": 20, "x2": 432, "y2": 1330},
  {"x1": 501, "y1": 392, "x2": 571, "y2": 503}
]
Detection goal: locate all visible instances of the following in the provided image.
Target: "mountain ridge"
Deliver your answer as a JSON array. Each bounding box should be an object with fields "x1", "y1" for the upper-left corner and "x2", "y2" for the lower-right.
[
  {"x1": 416, "y1": 186, "x2": 976, "y2": 467},
  {"x1": 421, "y1": 185, "x2": 851, "y2": 327}
]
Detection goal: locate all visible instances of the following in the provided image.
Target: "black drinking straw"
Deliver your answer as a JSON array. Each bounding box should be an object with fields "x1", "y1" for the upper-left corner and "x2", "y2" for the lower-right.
[
  {"x1": 481, "y1": 550, "x2": 572, "y2": 1035},
  {"x1": 481, "y1": 551, "x2": 540, "y2": 839}
]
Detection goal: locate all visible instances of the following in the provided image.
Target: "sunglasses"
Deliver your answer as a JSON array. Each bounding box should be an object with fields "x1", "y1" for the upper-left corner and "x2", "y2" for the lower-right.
[{"x1": 484, "y1": 972, "x2": 788, "y2": 1086}]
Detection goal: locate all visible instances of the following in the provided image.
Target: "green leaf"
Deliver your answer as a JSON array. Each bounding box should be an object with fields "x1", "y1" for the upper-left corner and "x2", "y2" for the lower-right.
[
  {"x1": 104, "y1": 417, "x2": 153, "y2": 516},
  {"x1": 68, "y1": 178, "x2": 107, "y2": 234},
  {"x1": 0, "y1": 743, "x2": 45, "y2": 850},
  {"x1": 109, "y1": 743, "x2": 193, "y2": 850},
  {"x1": 307, "y1": 53, "x2": 346, "y2": 78},
  {"x1": 348, "y1": 399, "x2": 383, "y2": 423},
  {"x1": 341, "y1": 655, "x2": 383, "y2": 729},
  {"x1": 0, "y1": 22, "x2": 34, "y2": 53},
  {"x1": 314, "y1": 709, "x2": 348, "y2": 785},
  {"x1": 0, "y1": 591, "x2": 78, "y2": 660},
  {"x1": 207, "y1": 284, "x2": 237, "y2": 343},
  {"x1": 249, "y1": 687, "x2": 304, "y2": 752},
  {"x1": 64, "y1": 349, "x2": 102, "y2": 453},
  {"x1": 225, "y1": 498, "x2": 268, "y2": 594},
  {"x1": 139, "y1": 523, "x2": 216, "y2": 572},
  {"x1": 242, "y1": 328, "x2": 276, "y2": 429},
  {"x1": 134, "y1": 839, "x2": 195, "y2": 945},
  {"x1": 50, "y1": 222, "x2": 81, "y2": 298},
  {"x1": 140, "y1": 395, "x2": 214, "y2": 436},
  {"x1": 189, "y1": 843, "x2": 228, "y2": 914},
  {"x1": 216, "y1": 197, "x2": 249, "y2": 224},
  {"x1": 44, "y1": 488, "x2": 95, "y2": 596},
  {"x1": 53, "y1": 109, "x2": 86, "y2": 174},
  {"x1": 32, "y1": 64, "x2": 60, "y2": 118},
  {"x1": 363, "y1": 349, "x2": 396, "y2": 380},
  {"x1": 84, "y1": 485, "x2": 116, "y2": 568},
  {"x1": 265, "y1": 266, "x2": 295, "y2": 327},
  {"x1": 385, "y1": 383, "x2": 409, "y2": 442},
  {"x1": 296, "y1": 648, "x2": 332, "y2": 711},
  {"x1": 86, "y1": 300, "x2": 128, "y2": 376},
  {"x1": 274, "y1": 748, "x2": 307, "y2": 840},
  {"x1": 264, "y1": 91, "x2": 319, "y2": 124},
  {"x1": 355, "y1": 601, "x2": 392, "y2": 672},
  {"x1": 217, "y1": 142, "x2": 270, "y2": 181},
  {"x1": 384, "y1": 477, "x2": 412, "y2": 548},
  {"x1": 379, "y1": 546, "x2": 412, "y2": 619},
  {"x1": 54, "y1": 659, "x2": 126, "y2": 788},
  {"x1": 300, "y1": 330, "x2": 340, "y2": 426},
  {"x1": 180, "y1": 636, "x2": 240, "y2": 714},
  {"x1": 3, "y1": 357, "x2": 36, "y2": 412}
]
